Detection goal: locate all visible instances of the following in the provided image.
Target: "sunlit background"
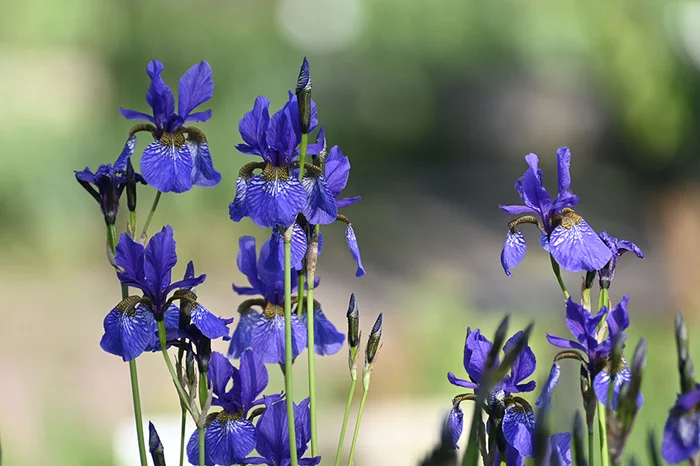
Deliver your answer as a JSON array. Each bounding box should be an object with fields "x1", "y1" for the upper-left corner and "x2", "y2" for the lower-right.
[{"x1": 3, "y1": 0, "x2": 700, "y2": 464}]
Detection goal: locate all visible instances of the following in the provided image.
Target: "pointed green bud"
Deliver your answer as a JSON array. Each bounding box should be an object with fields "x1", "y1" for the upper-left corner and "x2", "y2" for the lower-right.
[
  {"x1": 295, "y1": 57, "x2": 312, "y2": 134},
  {"x1": 148, "y1": 422, "x2": 166, "y2": 466},
  {"x1": 365, "y1": 313, "x2": 383, "y2": 366},
  {"x1": 584, "y1": 270, "x2": 596, "y2": 290},
  {"x1": 186, "y1": 349, "x2": 196, "y2": 389},
  {"x1": 675, "y1": 312, "x2": 696, "y2": 393},
  {"x1": 347, "y1": 293, "x2": 360, "y2": 349}
]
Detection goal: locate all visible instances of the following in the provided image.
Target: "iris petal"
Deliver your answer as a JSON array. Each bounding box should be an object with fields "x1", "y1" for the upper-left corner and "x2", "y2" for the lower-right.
[
  {"x1": 228, "y1": 310, "x2": 261, "y2": 359},
  {"x1": 463, "y1": 329, "x2": 495, "y2": 383},
  {"x1": 191, "y1": 303, "x2": 231, "y2": 340},
  {"x1": 141, "y1": 140, "x2": 194, "y2": 193},
  {"x1": 501, "y1": 230, "x2": 527, "y2": 276},
  {"x1": 300, "y1": 306, "x2": 345, "y2": 356},
  {"x1": 237, "y1": 96, "x2": 271, "y2": 157},
  {"x1": 188, "y1": 139, "x2": 221, "y2": 187},
  {"x1": 503, "y1": 330, "x2": 536, "y2": 385},
  {"x1": 447, "y1": 372, "x2": 478, "y2": 389},
  {"x1": 178, "y1": 61, "x2": 214, "y2": 120},
  {"x1": 246, "y1": 175, "x2": 306, "y2": 228},
  {"x1": 662, "y1": 410, "x2": 700, "y2": 464},
  {"x1": 535, "y1": 363, "x2": 561, "y2": 409},
  {"x1": 100, "y1": 306, "x2": 155, "y2": 361},
  {"x1": 503, "y1": 404, "x2": 536, "y2": 458},
  {"x1": 345, "y1": 224, "x2": 366, "y2": 277},
  {"x1": 448, "y1": 406, "x2": 464, "y2": 449},
  {"x1": 324, "y1": 146, "x2": 351, "y2": 198},
  {"x1": 250, "y1": 314, "x2": 307, "y2": 364},
  {"x1": 229, "y1": 177, "x2": 249, "y2": 222},
  {"x1": 302, "y1": 175, "x2": 338, "y2": 225},
  {"x1": 549, "y1": 219, "x2": 613, "y2": 273},
  {"x1": 114, "y1": 135, "x2": 137, "y2": 172}
]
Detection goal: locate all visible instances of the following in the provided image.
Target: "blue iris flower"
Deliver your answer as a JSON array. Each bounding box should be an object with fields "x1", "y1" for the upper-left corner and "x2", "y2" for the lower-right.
[
  {"x1": 598, "y1": 231, "x2": 644, "y2": 285},
  {"x1": 100, "y1": 226, "x2": 230, "y2": 361},
  {"x1": 229, "y1": 93, "x2": 318, "y2": 228},
  {"x1": 447, "y1": 328, "x2": 537, "y2": 459},
  {"x1": 75, "y1": 136, "x2": 144, "y2": 224},
  {"x1": 186, "y1": 350, "x2": 279, "y2": 465},
  {"x1": 490, "y1": 433, "x2": 572, "y2": 466},
  {"x1": 662, "y1": 384, "x2": 700, "y2": 464},
  {"x1": 120, "y1": 60, "x2": 221, "y2": 193},
  {"x1": 242, "y1": 397, "x2": 321, "y2": 465},
  {"x1": 536, "y1": 297, "x2": 643, "y2": 411},
  {"x1": 500, "y1": 148, "x2": 612, "y2": 275}
]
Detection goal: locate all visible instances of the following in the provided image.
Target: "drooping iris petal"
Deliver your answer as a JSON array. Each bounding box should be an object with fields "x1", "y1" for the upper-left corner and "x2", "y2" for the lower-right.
[
  {"x1": 237, "y1": 96, "x2": 271, "y2": 156},
  {"x1": 246, "y1": 175, "x2": 307, "y2": 228},
  {"x1": 187, "y1": 416, "x2": 256, "y2": 466},
  {"x1": 545, "y1": 334, "x2": 588, "y2": 353},
  {"x1": 144, "y1": 225, "x2": 177, "y2": 295},
  {"x1": 208, "y1": 352, "x2": 235, "y2": 397},
  {"x1": 549, "y1": 432, "x2": 573, "y2": 466},
  {"x1": 503, "y1": 330, "x2": 536, "y2": 385},
  {"x1": 188, "y1": 139, "x2": 221, "y2": 187},
  {"x1": 115, "y1": 233, "x2": 146, "y2": 289},
  {"x1": 255, "y1": 398, "x2": 288, "y2": 465},
  {"x1": 302, "y1": 175, "x2": 338, "y2": 225},
  {"x1": 239, "y1": 349, "x2": 269, "y2": 409},
  {"x1": 549, "y1": 219, "x2": 613, "y2": 273},
  {"x1": 294, "y1": 398, "x2": 313, "y2": 458},
  {"x1": 250, "y1": 313, "x2": 307, "y2": 364},
  {"x1": 141, "y1": 140, "x2": 194, "y2": 193},
  {"x1": 114, "y1": 135, "x2": 137, "y2": 171},
  {"x1": 233, "y1": 236, "x2": 264, "y2": 294},
  {"x1": 503, "y1": 404, "x2": 536, "y2": 458},
  {"x1": 463, "y1": 329, "x2": 495, "y2": 384},
  {"x1": 178, "y1": 61, "x2": 214, "y2": 120},
  {"x1": 536, "y1": 363, "x2": 561, "y2": 409},
  {"x1": 336, "y1": 196, "x2": 361, "y2": 208},
  {"x1": 499, "y1": 205, "x2": 536, "y2": 215},
  {"x1": 300, "y1": 306, "x2": 345, "y2": 356},
  {"x1": 229, "y1": 177, "x2": 249, "y2": 222},
  {"x1": 501, "y1": 230, "x2": 527, "y2": 276},
  {"x1": 540, "y1": 233, "x2": 550, "y2": 252},
  {"x1": 501, "y1": 443, "x2": 526, "y2": 466},
  {"x1": 325, "y1": 146, "x2": 351, "y2": 198},
  {"x1": 100, "y1": 306, "x2": 156, "y2": 361},
  {"x1": 593, "y1": 365, "x2": 642, "y2": 410},
  {"x1": 228, "y1": 310, "x2": 260, "y2": 359},
  {"x1": 119, "y1": 108, "x2": 155, "y2": 123},
  {"x1": 448, "y1": 406, "x2": 464, "y2": 449},
  {"x1": 263, "y1": 225, "x2": 307, "y2": 275},
  {"x1": 345, "y1": 224, "x2": 366, "y2": 277},
  {"x1": 447, "y1": 372, "x2": 478, "y2": 389},
  {"x1": 191, "y1": 304, "x2": 232, "y2": 340}
]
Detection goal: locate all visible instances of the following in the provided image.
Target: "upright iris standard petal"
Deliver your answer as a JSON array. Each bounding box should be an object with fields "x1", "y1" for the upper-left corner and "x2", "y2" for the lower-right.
[
  {"x1": 325, "y1": 146, "x2": 351, "y2": 198},
  {"x1": 234, "y1": 236, "x2": 264, "y2": 294},
  {"x1": 237, "y1": 96, "x2": 271, "y2": 156},
  {"x1": 301, "y1": 305, "x2": 345, "y2": 356},
  {"x1": 345, "y1": 224, "x2": 366, "y2": 277},
  {"x1": 209, "y1": 352, "x2": 235, "y2": 397},
  {"x1": 503, "y1": 331, "x2": 537, "y2": 387},
  {"x1": 145, "y1": 60, "x2": 175, "y2": 125},
  {"x1": 549, "y1": 219, "x2": 612, "y2": 272},
  {"x1": 229, "y1": 177, "x2": 250, "y2": 222},
  {"x1": 606, "y1": 296, "x2": 630, "y2": 337},
  {"x1": 141, "y1": 140, "x2": 194, "y2": 193},
  {"x1": 302, "y1": 174, "x2": 338, "y2": 225},
  {"x1": 191, "y1": 304, "x2": 232, "y2": 340},
  {"x1": 536, "y1": 363, "x2": 561, "y2": 409},
  {"x1": 100, "y1": 305, "x2": 156, "y2": 361},
  {"x1": 250, "y1": 313, "x2": 308, "y2": 364},
  {"x1": 501, "y1": 230, "x2": 527, "y2": 276},
  {"x1": 502, "y1": 404, "x2": 536, "y2": 458},
  {"x1": 463, "y1": 329, "x2": 495, "y2": 383},
  {"x1": 228, "y1": 310, "x2": 260, "y2": 359},
  {"x1": 448, "y1": 407, "x2": 464, "y2": 449},
  {"x1": 178, "y1": 61, "x2": 214, "y2": 121},
  {"x1": 266, "y1": 106, "x2": 297, "y2": 165},
  {"x1": 115, "y1": 232, "x2": 146, "y2": 288},
  {"x1": 188, "y1": 138, "x2": 221, "y2": 187},
  {"x1": 144, "y1": 225, "x2": 178, "y2": 294},
  {"x1": 246, "y1": 175, "x2": 307, "y2": 228},
  {"x1": 556, "y1": 147, "x2": 572, "y2": 195},
  {"x1": 238, "y1": 349, "x2": 269, "y2": 409},
  {"x1": 518, "y1": 153, "x2": 551, "y2": 219}
]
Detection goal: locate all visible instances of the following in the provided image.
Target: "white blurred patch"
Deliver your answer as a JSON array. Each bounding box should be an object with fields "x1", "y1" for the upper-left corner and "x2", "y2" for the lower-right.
[
  {"x1": 276, "y1": 0, "x2": 365, "y2": 53},
  {"x1": 115, "y1": 416, "x2": 196, "y2": 466},
  {"x1": 676, "y1": 2, "x2": 700, "y2": 68}
]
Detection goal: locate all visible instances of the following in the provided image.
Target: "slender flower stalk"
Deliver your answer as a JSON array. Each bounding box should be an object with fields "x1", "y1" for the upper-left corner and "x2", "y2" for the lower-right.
[
  {"x1": 176, "y1": 347, "x2": 186, "y2": 466},
  {"x1": 336, "y1": 294, "x2": 360, "y2": 466},
  {"x1": 106, "y1": 224, "x2": 148, "y2": 466},
  {"x1": 598, "y1": 402, "x2": 609, "y2": 466},
  {"x1": 550, "y1": 254, "x2": 570, "y2": 300},
  {"x1": 336, "y1": 377, "x2": 357, "y2": 466},
  {"x1": 140, "y1": 191, "x2": 162, "y2": 239},
  {"x1": 283, "y1": 229, "x2": 299, "y2": 466},
  {"x1": 156, "y1": 320, "x2": 195, "y2": 418},
  {"x1": 198, "y1": 424, "x2": 205, "y2": 466},
  {"x1": 348, "y1": 382, "x2": 370, "y2": 466},
  {"x1": 306, "y1": 227, "x2": 320, "y2": 455}
]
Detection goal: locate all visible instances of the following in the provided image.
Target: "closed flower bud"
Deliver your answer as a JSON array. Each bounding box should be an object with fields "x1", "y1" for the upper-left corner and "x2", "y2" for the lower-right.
[
  {"x1": 347, "y1": 293, "x2": 359, "y2": 349},
  {"x1": 365, "y1": 313, "x2": 383, "y2": 366},
  {"x1": 295, "y1": 57, "x2": 312, "y2": 134},
  {"x1": 126, "y1": 159, "x2": 137, "y2": 212},
  {"x1": 186, "y1": 349, "x2": 196, "y2": 388},
  {"x1": 148, "y1": 422, "x2": 166, "y2": 466},
  {"x1": 675, "y1": 312, "x2": 696, "y2": 393}
]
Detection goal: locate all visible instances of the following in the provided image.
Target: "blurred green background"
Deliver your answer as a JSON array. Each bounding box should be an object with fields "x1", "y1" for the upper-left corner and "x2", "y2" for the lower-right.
[{"x1": 3, "y1": 0, "x2": 700, "y2": 464}]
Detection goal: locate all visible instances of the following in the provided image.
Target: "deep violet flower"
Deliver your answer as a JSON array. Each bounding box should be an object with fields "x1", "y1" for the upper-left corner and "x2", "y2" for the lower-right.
[
  {"x1": 598, "y1": 231, "x2": 644, "y2": 287},
  {"x1": 500, "y1": 148, "x2": 611, "y2": 275},
  {"x1": 447, "y1": 328, "x2": 537, "y2": 458},
  {"x1": 120, "y1": 60, "x2": 221, "y2": 193},
  {"x1": 662, "y1": 384, "x2": 700, "y2": 464}
]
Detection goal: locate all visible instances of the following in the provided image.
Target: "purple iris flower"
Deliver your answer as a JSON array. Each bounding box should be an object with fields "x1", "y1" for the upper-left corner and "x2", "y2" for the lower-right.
[
  {"x1": 120, "y1": 60, "x2": 221, "y2": 194},
  {"x1": 187, "y1": 350, "x2": 280, "y2": 465},
  {"x1": 537, "y1": 297, "x2": 643, "y2": 410},
  {"x1": 598, "y1": 231, "x2": 644, "y2": 286},
  {"x1": 75, "y1": 136, "x2": 145, "y2": 225},
  {"x1": 100, "y1": 226, "x2": 214, "y2": 361},
  {"x1": 500, "y1": 148, "x2": 612, "y2": 275},
  {"x1": 230, "y1": 93, "x2": 318, "y2": 228},
  {"x1": 491, "y1": 433, "x2": 571, "y2": 466},
  {"x1": 447, "y1": 329, "x2": 537, "y2": 458},
  {"x1": 242, "y1": 397, "x2": 321, "y2": 465},
  {"x1": 228, "y1": 236, "x2": 308, "y2": 364},
  {"x1": 662, "y1": 384, "x2": 700, "y2": 464}
]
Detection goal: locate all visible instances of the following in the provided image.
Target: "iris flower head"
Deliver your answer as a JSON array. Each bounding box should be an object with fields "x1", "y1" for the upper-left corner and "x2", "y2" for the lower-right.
[{"x1": 500, "y1": 148, "x2": 612, "y2": 275}]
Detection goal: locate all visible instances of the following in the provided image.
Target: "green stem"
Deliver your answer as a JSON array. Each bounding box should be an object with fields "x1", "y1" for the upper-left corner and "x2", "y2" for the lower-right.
[
  {"x1": 157, "y1": 320, "x2": 196, "y2": 418},
  {"x1": 583, "y1": 287, "x2": 591, "y2": 312},
  {"x1": 140, "y1": 191, "x2": 162, "y2": 239},
  {"x1": 130, "y1": 210, "x2": 137, "y2": 239},
  {"x1": 198, "y1": 423, "x2": 205, "y2": 466},
  {"x1": 297, "y1": 133, "x2": 309, "y2": 182},
  {"x1": 598, "y1": 402, "x2": 609, "y2": 466},
  {"x1": 335, "y1": 377, "x2": 357, "y2": 466},
  {"x1": 176, "y1": 347, "x2": 186, "y2": 466},
  {"x1": 347, "y1": 378, "x2": 370, "y2": 466},
  {"x1": 297, "y1": 270, "x2": 305, "y2": 316},
  {"x1": 588, "y1": 424, "x2": 595, "y2": 466},
  {"x1": 199, "y1": 372, "x2": 208, "y2": 411},
  {"x1": 283, "y1": 234, "x2": 299, "y2": 466},
  {"x1": 106, "y1": 224, "x2": 148, "y2": 466},
  {"x1": 307, "y1": 227, "x2": 320, "y2": 456},
  {"x1": 549, "y1": 254, "x2": 570, "y2": 300}
]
